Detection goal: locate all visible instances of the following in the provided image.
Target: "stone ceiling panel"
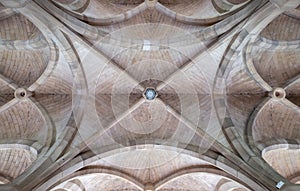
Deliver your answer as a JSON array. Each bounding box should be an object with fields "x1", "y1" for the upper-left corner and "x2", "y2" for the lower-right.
[
  {"x1": 252, "y1": 100, "x2": 300, "y2": 142},
  {"x1": 263, "y1": 145, "x2": 300, "y2": 184},
  {"x1": 0, "y1": 144, "x2": 37, "y2": 184},
  {"x1": 0, "y1": 0, "x2": 299, "y2": 191},
  {"x1": 260, "y1": 14, "x2": 300, "y2": 41}
]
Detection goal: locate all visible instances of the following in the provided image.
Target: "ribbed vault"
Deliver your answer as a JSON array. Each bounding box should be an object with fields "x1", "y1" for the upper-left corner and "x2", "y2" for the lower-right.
[
  {"x1": 263, "y1": 145, "x2": 300, "y2": 184},
  {"x1": 42, "y1": 146, "x2": 259, "y2": 191},
  {"x1": 0, "y1": 144, "x2": 37, "y2": 184},
  {"x1": 0, "y1": 0, "x2": 299, "y2": 191}
]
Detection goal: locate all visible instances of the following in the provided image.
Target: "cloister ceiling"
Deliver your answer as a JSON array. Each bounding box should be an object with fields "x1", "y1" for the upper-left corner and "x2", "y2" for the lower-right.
[{"x1": 0, "y1": 0, "x2": 299, "y2": 191}]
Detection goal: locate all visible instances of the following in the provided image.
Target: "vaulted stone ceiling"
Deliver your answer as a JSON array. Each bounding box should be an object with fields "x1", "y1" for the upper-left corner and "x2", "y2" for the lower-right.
[{"x1": 0, "y1": 0, "x2": 299, "y2": 191}]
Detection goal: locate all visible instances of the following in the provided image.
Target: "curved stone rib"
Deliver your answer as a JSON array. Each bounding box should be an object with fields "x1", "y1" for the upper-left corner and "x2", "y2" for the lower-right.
[
  {"x1": 217, "y1": 3, "x2": 284, "y2": 94},
  {"x1": 222, "y1": 2, "x2": 298, "y2": 92},
  {"x1": 0, "y1": 173, "x2": 11, "y2": 184},
  {"x1": 44, "y1": 0, "x2": 259, "y2": 46},
  {"x1": 35, "y1": 0, "x2": 101, "y2": 40},
  {"x1": 92, "y1": 47, "x2": 145, "y2": 91},
  {"x1": 0, "y1": 98, "x2": 18, "y2": 113},
  {"x1": 256, "y1": 139, "x2": 300, "y2": 153},
  {"x1": 0, "y1": 34, "x2": 48, "y2": 50},
  {"x1": 54, "y1": 0, "x2": 241, "y2": 25},
  {"x1": 0, "y1": 3, "x2": 80, "y2": 191},
  {"x1": 27, "y1": 98, "x2": 55, "y2": 148},
  {"x1": 52, "y1": 0, "x2": 90, "y2": 13},
  {"x1": 61, "y1": 27, "x2": 144, "y2": 92},
  {"x1": 253, "y1": 35, "x2": 300, "y2": 50},
  {"x1": 45, "y1": 166, "x2": 144, "y2": 190},
  {"x1": 262, "y1": 144, "x2": 300, "y2": 184},
  {"x1": 16, "y1": 145, "x2": 268, "y2": 191},
  {"x1": 0, "y1": 7, "x2": 15, "y2": 20},
  {"x1": 284, "y1": 76, "x2": 300, "y2": 107},
  {"x1": 285, "y1": 8, "x2": 300, "y2": 19},
  {"x1": 10, "y1": 114, "x2": 75, "y2": 184},
  {"x1": 34, "y1": 146, "x2": 239, "y2": 191},
  {"x1": 63, "y1": 178, "x2": 86, "y2": 191},
  {"x1": 245, "y1": 97, "x2": 271, "y2": 146},
  {"x1": 0, "y1": 139, "x2": 39, "y2": 150},
  {"x1": 270, "y1": 0, "x2": 300, "y2": 11},
  {"x1": 215, "y1": 0, "x2": 284, "y2": 85},
  {"x1": 27, "y1": 40, "x2": 58, "y2": 92},
  {"x1": 47, "y1": 167, "x2": 144, "y2": 191},
  {"x1": 0, "y1": 144, "x2": 37, "y2": 182},
  {"x1": 223, "y1": 129, "x2": 285, "y2": 188},
  {"x1": 3, "y1": 9, "x2": 59, "y2": 91},
  {"x1": 160, "y1": 98, "x2": 211, "y2": 141},
  {"x1": 12, "y1": 125, "x2": 76, "y2": 190},
  {"x1": 14, "y1": 98, "x2": 145, "y2": 191},
  {"x1": 227, "y1": 0, "x2": 249, "y2": 4},
  {"x1": 14, "y1": 4, "x2": 87, "y2": 132},
  {"x1": 193, "y1": 0, "x2": 261, "y2": 41},
  {"x1": 154, "y1": 166, "x2": 233, "y2": 190},
  {"x1": 0, "y1": 99, "x2": 49, "y2": 154},
  {"x1": 225, "y1": 122, "x2": 282, "y2": 187},
  {"x1": 37, "y1": 0, "x2": 257, "y2": 49},
  {"x1": 154, "y1": 161, "x2": 263, "y2": 191},
  {"x1": 212, "y1": 2, "x2": 299, "y2": 188},
  {"x1": 156, "y1": 63, "x2": 194, "y2": 92},
  {"x1": 216, "y1": 179, "x2": 249, "y2": 191},
  {"x1": 0, "y1": 73, "x2": 18, "y2": 90},
  {"x1": 156, "y1": 40, "x2": 213, "y2": 92},
  {"x1": 248, "y1": 98, "x2": 300, "y2": 146},
  {"x1": 0, "y1": 48, "x2": 49, "y2": 88},
  {"x1": 284, "y1": 73, "x2": 300, "y2": 90},
  {"x1": 244, "y1": 42, "x2": 272, "y2": 92},
  {"x1": 0, "y1": 0, "x2": 30, "y2": 8},
  {"x1": 51, "y1": 188, "x2": 68, "y2": 191},
  {"x1": 250, "y1": 47, "x2": 300, "y2": 88},
  {"x1": 223, "y1": 96, "x2": 287, "y2": 186},
  {"x1": 35, "y1": 94, "x2": 72, "y2": 134},
  {"x1": 158, "y1": 0, "x2": 261, "y2": 46},
  {"x1": 81, "y1": 97, "x2": 145, "y2": 149},
  {"x1": 59, "y1": 2, "x2": 148, "y2": 25},
  {"x1": 0, "y1": 12, "x2": 58, "y2": 89},
  {"x1": 280, "y1": 98, "x2": 300, "y2": 111},
  {"x1": 155, "y1": 1, "x2": 242, "y2": 25},
  {"x1": 212, "y1": 0, "x2": 234, "y2": 13},
  {"x1": 158, "y1": 96, "x2": 268, "y2": 184}
]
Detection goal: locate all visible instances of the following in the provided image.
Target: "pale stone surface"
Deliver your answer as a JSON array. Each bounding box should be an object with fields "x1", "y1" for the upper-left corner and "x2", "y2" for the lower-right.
[
  {"x1": 0, "y1": 0, "x2": 299, "y2": 191},
  {"x1": 263, "y1": 147, "x2": 300, "y2": 184}
]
